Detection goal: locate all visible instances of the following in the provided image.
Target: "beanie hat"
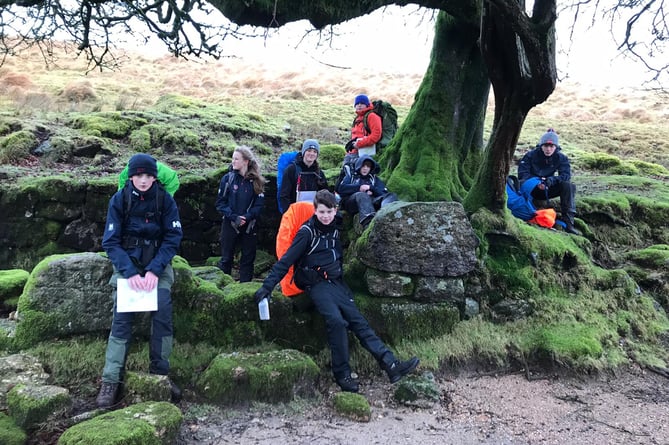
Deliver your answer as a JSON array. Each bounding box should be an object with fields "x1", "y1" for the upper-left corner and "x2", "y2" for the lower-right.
[
  {"x1": 301, "y1": 139, "x2": 320, "y2": 156},
  {"x1": 354, "y1": 94, "x2": 370, "y2": 106},
  {"x1": 539, "y1": 128, "x2": 559, "y2": 147},
  {"x1": 128, "y1": 153, "x2": 158, "y2": 178}
]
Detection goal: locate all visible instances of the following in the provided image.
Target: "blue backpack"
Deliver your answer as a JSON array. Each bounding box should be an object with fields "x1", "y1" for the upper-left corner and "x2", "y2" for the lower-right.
[
  {"x1": 277, "y1": 151, "x2": 300, "y2": 213},
  {"x1": 506, "y1": 175, "x2": 537, "y2": 221}
]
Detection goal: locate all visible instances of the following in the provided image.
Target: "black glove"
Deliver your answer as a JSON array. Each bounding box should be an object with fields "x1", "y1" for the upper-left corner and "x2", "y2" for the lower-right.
[
  {"x1": 254, "y1": 287, "x2": 272, "y2": 305},
  {"x1": 345, "y1": 139, "x2": 356, "y2": 153}
]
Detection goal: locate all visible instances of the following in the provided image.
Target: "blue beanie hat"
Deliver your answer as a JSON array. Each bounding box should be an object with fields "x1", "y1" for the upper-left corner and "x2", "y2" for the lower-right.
[
  {"x1": 354, "y1": 94, "x2": 370, "y2": 106},
  {"x1": 128, "y1": 153, "x2": 158, "y2": 177},
  {"x1": 301, "y1": 139, "x2": 320, "y2": 156},
  {"x1": 539, "y1": 128, "x2": 559, "y2": 147}
]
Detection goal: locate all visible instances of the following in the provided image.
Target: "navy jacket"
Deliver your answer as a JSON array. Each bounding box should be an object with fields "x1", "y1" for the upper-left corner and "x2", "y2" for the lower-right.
[
  {"x1": 518, "y1": 145, "x2": 572, "y2": 188},
  {"x1": 337, "y1": 155, "x2": 388, "y2": 199},
  {"x1": 102, "y1": 183, "x2": 182, "y2": 279},
  {"x1": 279, "y1": 154, "x2": 328, "y2": 213},
  {"x1": 216, "y1": 170, "x2": 264, "y2": 222}
]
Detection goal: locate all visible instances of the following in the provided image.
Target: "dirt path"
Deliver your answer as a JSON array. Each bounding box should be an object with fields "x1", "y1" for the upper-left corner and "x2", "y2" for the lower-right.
[{"x1": 176, "y1": 367, "x2": 669, "y2": 445}]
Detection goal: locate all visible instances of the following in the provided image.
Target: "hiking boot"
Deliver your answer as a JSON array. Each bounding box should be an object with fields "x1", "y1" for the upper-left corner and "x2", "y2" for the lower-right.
[
  {"x1": 565, "y1": 223, "x2": 581, "y2": 236},
  {"x1": 169, "y1": 379, "x2": 182, "y2": 403},
  {"x1": 96, "y1": 382, "x2": 119, "y2": 408},
  {"x1": 385, "y1": 357, "x2": 420, "y2": 384},
  {"x1": 359, "y1": 214, "x2": 374, "y2": 228},
  {"x1": 335, "y1": 374, "x2": 360, "y2": 393}
]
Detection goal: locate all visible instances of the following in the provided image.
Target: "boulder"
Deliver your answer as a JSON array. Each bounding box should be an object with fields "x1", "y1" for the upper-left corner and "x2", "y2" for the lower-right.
[
  {"x1": 356, "y1": 201, "x2": 479, "y2": 277},
  {"x1": 7, "y1": 383, "x2": 71, "y2": 430},
  {"x1": 0, "y1": 354, "x2": 49, "y2": 410}
]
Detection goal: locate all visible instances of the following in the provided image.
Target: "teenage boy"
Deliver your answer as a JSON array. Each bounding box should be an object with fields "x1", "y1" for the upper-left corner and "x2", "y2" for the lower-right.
[
  {"x1": 254, "y1": 190, "x2": 419, "y2": 393},
  {"x1": 96, "y1": 153, "x2": 183, "y2": 408}
]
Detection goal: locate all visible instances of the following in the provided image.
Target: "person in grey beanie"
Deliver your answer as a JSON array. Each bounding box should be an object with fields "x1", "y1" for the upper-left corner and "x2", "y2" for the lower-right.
[
  {"x1": 278, "y1": 138, "x2": 328, "y2": 213},
  {"x1": 518, "y1": 129, "x2": 581, "y2": 235}
]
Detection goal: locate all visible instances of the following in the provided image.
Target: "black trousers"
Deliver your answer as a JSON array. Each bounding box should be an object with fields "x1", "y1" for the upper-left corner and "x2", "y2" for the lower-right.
[
  {"x1": 308, "y1": 279, "x2": 395, "y2": 379},
  {"x1": 219, "y1": 219, "x2": 257, "y2": 282},
  {"x1": 530, "y1": 180, "x2": 576, "y2": 224}
]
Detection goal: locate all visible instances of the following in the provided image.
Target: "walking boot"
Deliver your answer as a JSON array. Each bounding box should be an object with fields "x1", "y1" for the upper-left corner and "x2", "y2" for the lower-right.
[
  {"x1": 169, "y1": 379, "x2": 182, "y2": 403},
  {"x1": 335, "y1": 374, "x2": 360, "y2": 393},
  {"x1": 96, "y1": 382, "x2": 119, "y2": 408},
  {"x1": 385, "y1": 357, "x2": 420, "y2": 384},
  {"x1": 565, "y1": 222, "x2": 581, "y2": 235}
]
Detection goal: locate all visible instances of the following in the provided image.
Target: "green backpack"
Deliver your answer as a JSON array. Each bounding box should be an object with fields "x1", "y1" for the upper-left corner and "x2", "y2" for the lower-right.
[{"x1": 362, "y1": 100, "x2": 399, "y2": 150}]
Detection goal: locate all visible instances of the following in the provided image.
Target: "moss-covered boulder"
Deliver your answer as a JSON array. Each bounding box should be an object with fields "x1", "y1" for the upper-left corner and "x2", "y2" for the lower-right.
[
  {"x1": 393, "y1": 372, "x2": 440, "y2": 408},
  {"x1": 14, "y1": 253, "x2": 113, "y2": 348},
  {"x1": 0, "y1": 354, "x2": 50, "y2": 410},
  {"x1": 333, "y1": 392, "x2": 371, "y2": 422},
  {"x1": 7, "y1": 384, "x2": 71, "y2": 430},
  {"x1": 124, "y1": 372, "x2": 173, "y2": 405},
  {"x1": 57, "y1": 401, "x2": 182, "y2": 445},
  {"x1": 0, "y1": 412, "x2": 27, "y2": 445},
  {"x1": 197, "y1": 349, "x2": 319, "y2": 404}
]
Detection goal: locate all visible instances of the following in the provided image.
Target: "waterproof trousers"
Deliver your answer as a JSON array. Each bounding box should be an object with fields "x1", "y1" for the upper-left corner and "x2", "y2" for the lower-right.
[
  {"x1": 218, "y1": 219, "x2": 257, "y2": 282},
  {"x1": 308, "y1": 279, "x2": 395, "y2": 379},
  {"x1": 530, "y1": 180, "x2": 577, "y2": 224},
  {"x1": 101, "y1": 265, "x2": 174, "y2": 384}
]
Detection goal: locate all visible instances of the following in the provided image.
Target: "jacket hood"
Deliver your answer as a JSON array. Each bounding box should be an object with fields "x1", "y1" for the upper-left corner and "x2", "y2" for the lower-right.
[{"x1": 354, "y1": 155, "x2": 380, "y2": 174}]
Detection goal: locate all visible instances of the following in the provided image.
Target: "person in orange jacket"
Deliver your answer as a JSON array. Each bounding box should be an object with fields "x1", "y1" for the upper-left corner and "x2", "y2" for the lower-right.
[{"x1": 348, "y1": 94, "x2": 382, "y2": 157}]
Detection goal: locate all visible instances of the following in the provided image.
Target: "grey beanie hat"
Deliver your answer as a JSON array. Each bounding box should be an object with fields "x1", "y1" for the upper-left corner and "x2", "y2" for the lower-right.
[
  {"x1": 301, "y1": 139, "x2": 320, "y2": 156},
  {"x1": 539, "y1": 128, "x2": 559, "y2": 147}
]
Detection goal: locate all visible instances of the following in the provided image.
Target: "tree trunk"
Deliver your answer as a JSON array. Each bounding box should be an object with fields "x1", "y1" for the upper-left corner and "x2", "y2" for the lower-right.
[
  {"x1": 381, "y1": 12, "x2": 490, "y2": 202},
  {"x1": 463, "y1": 0, "x2": 557, "y2": 213}
]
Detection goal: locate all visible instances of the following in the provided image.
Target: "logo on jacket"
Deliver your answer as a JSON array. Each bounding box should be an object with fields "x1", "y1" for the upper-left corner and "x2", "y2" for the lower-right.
[
  {"x1": 107, "y1": 223, "x2": 115, "y2": 231},
  {"x1": 172, "y1": 221, "x2": 182, "y2": 229}
]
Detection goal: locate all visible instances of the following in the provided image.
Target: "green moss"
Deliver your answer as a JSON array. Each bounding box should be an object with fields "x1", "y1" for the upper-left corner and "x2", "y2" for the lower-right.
[
  {"x1": 0, "y1": 412, "x2": 27, "y2": 445},
  {"x1": 68, "y1": 112, "x2": 146, "y2": 138},
  {"x1": 333, "y1": 392, "x2": 370, "y2": 422},
  {"x1": 197, "y1": 349, "x2": 319, "y2": 404},
  {"x1": 7, "y1": 384, "x2": 71, "y2": 430},
  {"x1": 0, "y1": 130, "x2": 37, "y2": 163},
  {"x1": 0, "y1": 269, "x2": 29, "y2": 302},
  {"x1": 625, "y1": 244, "x2": 669, "y2": 269}
]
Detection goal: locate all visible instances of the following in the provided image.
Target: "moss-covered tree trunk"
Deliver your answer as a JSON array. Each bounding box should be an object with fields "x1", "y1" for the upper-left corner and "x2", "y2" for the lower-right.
[
  {"x1": 463, "y1": 0, "x2": 557, "y2": 213},
  {"x1": 381, "y1": 12, "x2": 489, "y2": 202}
]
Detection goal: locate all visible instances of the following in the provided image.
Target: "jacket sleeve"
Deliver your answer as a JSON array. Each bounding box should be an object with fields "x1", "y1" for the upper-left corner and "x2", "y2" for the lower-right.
[
  {"x1": 517, "y1": 152, "x2": 535, "y2": 181},
  {"x1": 145, "y1": 195, "x2": 183, "y2": 277},
  {"x1": 245, "y1": 189, "x2": 265, "y2": 220},
  {"x1": 102, "y1": 192, "x2": 141, "y2": 278},
  {"x1": 261, "y1": 227, "x2": 311, "y2": 291},
  {"x1": 356, "y1": 112, "x2": 383, "y2": 147},
  {"x1": 371, "y1": 176, "x2": 388, "y2": 196},
  {"x1": 215, "y1": 173, "x2": 237, "y2": 220},
  {"x1": 548, "y1": 153, "x2": 572, "y2": 186},
  {"x1": 337, "y1": 172, "x2": 358, "y2": 197},
  {"x1": 279, "y1": 164, "x2": 296, "y2": 213}
]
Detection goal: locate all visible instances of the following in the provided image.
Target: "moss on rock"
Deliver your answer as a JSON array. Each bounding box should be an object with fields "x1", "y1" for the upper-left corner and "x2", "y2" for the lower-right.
[
  {"x1": 333, "y1": 392, "x2": 370, "y2": 422},
  {"x1": 0, "y1": 412, "x2": 27, "y2": 445},
  {"x1": 58, "y1": 401, "x2": 182, "y2": 445},
  {"x1": 197, "y1": 349, "x2": 319, "y2": 404}
]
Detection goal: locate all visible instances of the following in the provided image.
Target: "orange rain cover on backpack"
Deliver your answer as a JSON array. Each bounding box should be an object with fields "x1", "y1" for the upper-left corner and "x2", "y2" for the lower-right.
[
  {"x1": 529, "y1": 208, "x2": 557, "y2": 228},
  {"x1": 276, "y1": 201, "x2": 315, "y2": 297}
]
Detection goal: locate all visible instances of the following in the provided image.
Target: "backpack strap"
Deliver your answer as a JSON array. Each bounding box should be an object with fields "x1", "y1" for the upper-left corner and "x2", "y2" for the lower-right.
[{"x1": 362, "y1": 110, "x2": 372, "y2": 135}]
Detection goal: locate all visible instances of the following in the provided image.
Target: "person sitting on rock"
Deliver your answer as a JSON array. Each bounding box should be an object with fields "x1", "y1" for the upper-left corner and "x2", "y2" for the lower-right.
[
  {"x1": 518, "y1": 128, "x2": 581, "y2": 235},
  {"x1": 253, "y1": 190, "x2": 419, "y2": 393},
  {"x1": 337, "y1": 155, "x2": 397, "y2": 228}
]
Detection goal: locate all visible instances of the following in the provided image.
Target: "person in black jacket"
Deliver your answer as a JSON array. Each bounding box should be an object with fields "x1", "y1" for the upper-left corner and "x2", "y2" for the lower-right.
[
  {"x1": 279, "y1": 139, "x2": 328, "y2": 213},
  {"x1": 96, "y1": 153, "x2": 183, "y2": 408},
  {"x1": 518, "y1": 129, "x2": 580, "y2": 235},
  {"x1": 216, "y1": 146, "x2": 266, "y2": 282},
  {"x1": 337, "y1": 155, "x2": 397, "y2": 228},
  {"x1": 254, "y1": 190, "x2": 419, "y2": 393}
]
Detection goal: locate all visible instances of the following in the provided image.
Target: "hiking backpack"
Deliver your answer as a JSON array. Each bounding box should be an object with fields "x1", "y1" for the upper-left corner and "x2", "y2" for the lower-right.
[
  {"x1": 122, "y1": 181, "x2": 167, "y2": 224},
  {"x1": 277, "y1": 151, "x2": 300, "y2": 214},
  {"x1": 506, "y1": 175, "x2": 536, "y2": 221},
  {"x1": 275, "y1": 201, "x2": 315, "y2": 296},
  {"x1": 361, "y1": 100, "x2": 399, "y2": 150}
]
